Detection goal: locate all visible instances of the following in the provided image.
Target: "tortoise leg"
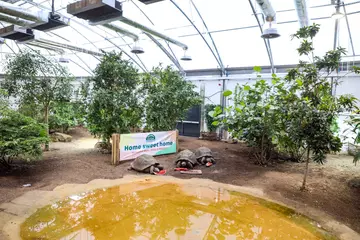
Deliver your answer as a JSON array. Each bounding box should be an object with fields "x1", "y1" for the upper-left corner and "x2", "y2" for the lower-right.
[
  {"x1": 176, "y1": 162, "x2": 182, "y2": 168},
  {"x1": 153, "y1": 167, "x2": 160, "y2": 173},
  {"x1": 186, "y1": 162, "x2": 193, "y2": 169},
  {"x1": 211, "y1": 157, "x2": 216, "y2": 164},
  {"x1": 201, "y1": 157, "x2": 207, "y2": 165},
  {"x1": 149, "y1": 166, "x2": 155, "y2": 174}
]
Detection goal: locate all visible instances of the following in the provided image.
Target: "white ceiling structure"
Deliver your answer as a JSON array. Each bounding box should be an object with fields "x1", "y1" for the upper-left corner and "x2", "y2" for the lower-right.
[{"x1": 0, "y1": 0, "x2": 359, "y2": 77}]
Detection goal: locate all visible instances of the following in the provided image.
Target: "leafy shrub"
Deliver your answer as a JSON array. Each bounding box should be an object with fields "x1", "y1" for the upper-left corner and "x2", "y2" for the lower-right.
[
  {"x1": 49, "y1": 102, "x2": 76, "y2": 133},
  {"x1": 205, "y1": 104, "x2": 220, "y2": 133},
  {"x1": 0, "y1": 88, "x2": 8, "y2": 111},
  {"x1": 0, "y1": 109, "x2": 48, "y2": 168},
  {"x1": 142, "y1": 65, "x2": 201, "y2": 131},
  {"x1": 213, "y1": 73, "x2": 282, "y2": 165}
]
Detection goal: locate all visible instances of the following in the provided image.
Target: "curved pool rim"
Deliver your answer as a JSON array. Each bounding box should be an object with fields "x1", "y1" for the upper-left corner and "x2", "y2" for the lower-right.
[{"x1": 1, "y1": 175, "x2": 359, "y2": 240}]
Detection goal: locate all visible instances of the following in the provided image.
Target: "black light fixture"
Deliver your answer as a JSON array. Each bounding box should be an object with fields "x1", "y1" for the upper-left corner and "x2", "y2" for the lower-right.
[
  {"x1": 261, "y1": 27, "x2": 280, "y2": 39},
  {"x1": 261, "y1": 21, "x2": 280, "y2": 39},
  {"x1": 180, "y1": 50, "x2": 192, "y2": 61},
  {"x1": 131, "y1": 41, "x2": 145, "y2": 54},
  {"x1": 131, "y1": 45, "x2": 144, "y2": 54}
]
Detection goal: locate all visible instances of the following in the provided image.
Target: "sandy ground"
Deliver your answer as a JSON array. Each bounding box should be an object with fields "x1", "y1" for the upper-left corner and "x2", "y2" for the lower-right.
[{"x1": 1, "y1": 127, "x2": 360, "y2": 235}]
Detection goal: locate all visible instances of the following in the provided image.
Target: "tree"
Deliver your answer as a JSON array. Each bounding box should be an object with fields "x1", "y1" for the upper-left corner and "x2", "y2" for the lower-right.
[
  {"x1": 212, "y1": 24, "x2": 357, "y2": 189},
  {"x1": 87, "y1": 52, "x2": 143, "y2": 143},
  {"x1": 1, "y1": 50, "x2": 73, "y2": 150},
  {"x1": 287, "y1": 24, "x2": 358, "y2": 190},
  {"x1": 142, "y1": 65, "x2": 201, "y2": 131},
  {"x1": 0, "y1": 109, "x2": 48, "y2": 168}
]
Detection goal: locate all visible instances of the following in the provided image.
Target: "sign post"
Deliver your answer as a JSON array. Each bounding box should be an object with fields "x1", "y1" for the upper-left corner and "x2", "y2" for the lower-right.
[{"x1": 111, "y1": 134, "x2": 120, "y2": 165}]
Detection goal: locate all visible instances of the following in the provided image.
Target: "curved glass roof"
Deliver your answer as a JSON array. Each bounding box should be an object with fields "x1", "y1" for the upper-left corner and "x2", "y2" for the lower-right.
[{"x1": 0, "y1": 0, "x2": 359, "y2": 76}]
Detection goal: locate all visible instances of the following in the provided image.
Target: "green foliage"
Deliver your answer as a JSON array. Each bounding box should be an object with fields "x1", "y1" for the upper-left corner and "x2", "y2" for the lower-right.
[
  {"x1": 87, "y1": 52, "x2": 143, "y2": 142},
  {"x1": 0, "y1": 88, "x2": 9, "y2": 111},
  {"x1": 0, "y1": 109, "x2": 48, "y2": 168},
  {"x1": 1, "y1": 50, "x2": 73, "y2": 150},
  {"x1": 223, "y1": 90, "x2": 232, "y2": 97},
  {"x1": 291, "y1": 23, "x2": 320, "y2": 40},
  {"x1": 213, "y1": 71, "x2": 284, "y2": 165},
  {"x1": 330, "y1": 117, "x2": 340, "y2": 135},
  {"x1": 2, "y1": 50, "x2": 73, "y2": 107},
  {"x1": 205, "y1": 104, "x2": 220, "y2": 132},
  {"x1": 213, "y1": 25, "x2": 358, "y2": 179},
  {"x1": 49, "y1": 102, "x2": 76, "y2": 133},
  {"x1": 142, "y1": 65, "x2": 201, "y2": 131}
]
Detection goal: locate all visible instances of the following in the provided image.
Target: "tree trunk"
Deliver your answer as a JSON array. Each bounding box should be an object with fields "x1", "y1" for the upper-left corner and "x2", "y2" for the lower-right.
[
  {"x1": 44, "y1": 104, "x2": 50, "y2": 151},
  {"x1": 301, "y1": 148, "x2": 311, "y2": 191}
]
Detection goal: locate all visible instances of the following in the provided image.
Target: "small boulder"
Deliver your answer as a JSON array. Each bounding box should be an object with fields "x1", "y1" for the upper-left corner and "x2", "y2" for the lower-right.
[
  {"x1": 94, "y1": 142, "x2": 112, "y2": 154},
  {"x1": 51, "y1": 132, "x2": 72, "y2": 142},
  {"x1": 348, "y1": 178, "x2": 360, "y2": 188}
]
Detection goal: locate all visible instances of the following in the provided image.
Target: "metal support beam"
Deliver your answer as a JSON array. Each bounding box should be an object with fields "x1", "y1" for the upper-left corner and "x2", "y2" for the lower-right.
[
  {"x1": 248, "y1": 0, "x2": 275, "y2": 73},
  {"x1": 0, "y1": 12, "x2": 33, "y2": 26},
  {"x1": 144, "y1": 32, "x2": 185, "y2": 74},
  {"x1": 116, "y1": 16, "x2": 188, "y2": 50},
  {"x1": 189, "y1": 0, "x2": 225, "y2": 75},
  {"x1": 0, "y1": 1, "x2": 45, "y2": 22},
  {"x1": 343, "y1": 3, "x2": 355, "y2": 55},
  {"x1": 103, "y1": 23, "x2": 139, "y2": 42},
  {"x1": 18, "y1": 0, "x2": 147, "y2": 72},
  {"x1": 170, "y1": 0, "x2": 225, "y2": 74},
  {"x1": 130, "y1": 0, "x2": 179, "y2": 72},
  {"x1": 26, "y1": 41, "x2": 65, "y2": 54}
]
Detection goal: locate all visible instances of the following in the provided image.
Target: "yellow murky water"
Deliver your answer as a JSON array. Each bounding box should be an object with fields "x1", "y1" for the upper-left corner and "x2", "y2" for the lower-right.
[{"x1": 20, "y1": 181, "x2": 336, "y2": 240}]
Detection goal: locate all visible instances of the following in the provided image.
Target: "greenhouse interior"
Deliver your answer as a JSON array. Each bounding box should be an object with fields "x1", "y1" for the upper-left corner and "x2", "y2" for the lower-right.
[{"x1": 1, "y1": 0, "x2": 360, "y2": 240}]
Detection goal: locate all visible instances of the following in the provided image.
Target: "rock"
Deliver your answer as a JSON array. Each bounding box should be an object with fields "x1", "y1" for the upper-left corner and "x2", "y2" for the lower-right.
[
  {"x1": 348, "y1": 178, "x2": 360, "y2": 188},
  {"x1": 94, "y1": 142, "x2": 112, "y2": 154},
  {"x1": 51, "y1": 132, "x2": 72, "y2": 142}
]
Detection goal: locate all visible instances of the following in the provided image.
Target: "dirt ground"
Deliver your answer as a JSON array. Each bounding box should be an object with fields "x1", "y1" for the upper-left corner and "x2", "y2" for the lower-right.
[{"x1": 1, "y1": 127, "x2": 360, "y2": 235}]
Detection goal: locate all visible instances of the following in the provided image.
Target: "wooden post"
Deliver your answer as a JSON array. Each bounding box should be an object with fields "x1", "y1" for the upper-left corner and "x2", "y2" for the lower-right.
[
  {"x1": 176, "y1": 130, "x2": 179, "y2": 152},
  {"x1": 111, "y1": 134, "x2": 120, "y2": 165}
]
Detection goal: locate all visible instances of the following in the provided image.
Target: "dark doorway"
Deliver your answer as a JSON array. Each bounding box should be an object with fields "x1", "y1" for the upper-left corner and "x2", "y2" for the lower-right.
[{"x1": 176, "y1": 105, "x2": 200, "y2": 137}]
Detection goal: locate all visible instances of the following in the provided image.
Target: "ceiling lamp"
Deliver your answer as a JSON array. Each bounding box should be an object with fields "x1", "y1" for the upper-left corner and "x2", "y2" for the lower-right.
[
  {"x1": 131, "y1": 42, "x2": 144, "y2": 54},
  {"x1": 261, "y1": 27, "x2": 280, "y2": 39},
  {"x1": 261, "y1": 21, "x2": 280, "y2": 39},
  {"x1": 58, "y1": 57, "x2": 70, "y2": 63},
  {"x1": 131, "y1": 45, "x2": 144, "y2": 54},
  {"x1": 332, "y1": 9, "x2": 344, "y2": 20},
  {"x1": 181, "y1": 50, "x2": 192, "y2": 61}
]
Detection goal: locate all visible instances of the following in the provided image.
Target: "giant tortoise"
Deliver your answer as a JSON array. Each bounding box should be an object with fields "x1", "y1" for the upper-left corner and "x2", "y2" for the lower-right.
[
  {"x1": 195, "y1": 147, "x2": 216, "y2": 165},
  {"x1": 131, "y1": 154, "x2": 163, "y2": 174},
  {"x1": 175, "y1": 149, "x2": 197, "y2": 169}
]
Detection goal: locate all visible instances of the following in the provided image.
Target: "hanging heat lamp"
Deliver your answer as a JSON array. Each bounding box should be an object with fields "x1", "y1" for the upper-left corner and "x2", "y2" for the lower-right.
[
  {"x1": 131, "y1": 41, "x2": 145, "y2": 54},
  {"x1": 331, "y1": 3, "x2": 344, "y2": 20},
  {"x1": 180, "y1": 49, "x2": 192, "y2": 61},
  {"x1": 261, "y1": 21, "x2": 280, "y2": 39}
]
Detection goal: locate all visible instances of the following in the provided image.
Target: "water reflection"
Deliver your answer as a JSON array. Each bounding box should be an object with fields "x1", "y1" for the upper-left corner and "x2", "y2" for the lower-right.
[{"x1": 20, "y1": 181, "x2": 335, "y2": 240}]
